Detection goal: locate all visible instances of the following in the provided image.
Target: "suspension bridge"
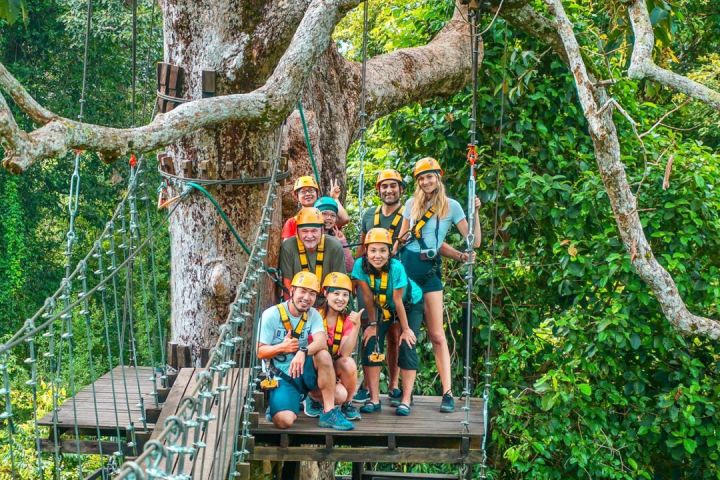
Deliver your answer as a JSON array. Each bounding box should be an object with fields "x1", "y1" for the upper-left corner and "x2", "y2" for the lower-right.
[{"x1": 0, "y1": 148, "x2": 485, "y2": 480}]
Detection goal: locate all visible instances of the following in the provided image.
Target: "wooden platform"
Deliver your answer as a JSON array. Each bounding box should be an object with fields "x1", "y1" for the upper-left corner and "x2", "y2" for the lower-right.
[
  {"x1": 38, "y1": 366, "x2": 162, "y2": 455},
  {"x1": 250, "y1": 395, "x2": 484, "y2": 465},
  {"x1": 149, "y1": 367, "x2": 249, "y2": 480}
]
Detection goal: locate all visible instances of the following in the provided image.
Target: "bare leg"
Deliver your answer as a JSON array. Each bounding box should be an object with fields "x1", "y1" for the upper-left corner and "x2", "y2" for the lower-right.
[
  {"x1": 400, "y1": 369, "x2": 417, "y2": 405},
  {"x1": 272, "y1": 411, "x2": 297, "y2": 429},
  {"x1": 424, "y1": 291, "x2": 452, "y2": 395},
  {"x1": 386, "y1": 323, "x2": 401, "y2": 391},
  {"x1": 313, "y1": 350, "x2": 337, "y2": 413},
  {"x1": 335, "y1": 357, "x2": 358, "y2": 401},
  {"x1": 364, "y1": 365, "x2": 382, "y2": 404}
]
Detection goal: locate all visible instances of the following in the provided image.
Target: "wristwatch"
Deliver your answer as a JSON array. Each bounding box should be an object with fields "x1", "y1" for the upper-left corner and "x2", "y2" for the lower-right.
[{"x1": 299, "y1": 346, "x2": 308, "y2": 353}]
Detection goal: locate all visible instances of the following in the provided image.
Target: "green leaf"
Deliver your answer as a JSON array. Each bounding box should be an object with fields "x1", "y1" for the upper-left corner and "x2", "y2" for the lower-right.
[
  {"x1": 577, "y1": 383, "x2": 592, "y2": 396},
  {"x1": 630, "y1": 333, "x2": 641, "y2": 350},
  {"x1": 683, "y1": 438, "x2": 697, "y2": 454},
  {"x1": 540, "y1": 393, "x2": 557, "y2": 411}
]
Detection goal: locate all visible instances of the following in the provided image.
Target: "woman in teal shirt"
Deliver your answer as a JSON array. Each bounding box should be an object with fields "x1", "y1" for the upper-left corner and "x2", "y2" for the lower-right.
[
  {"x1": 352, "y1": 228, "x2": 424, "y2": 416},
  {"x1": 397, "y1": 157, "x2": 481, "y2": 413}
]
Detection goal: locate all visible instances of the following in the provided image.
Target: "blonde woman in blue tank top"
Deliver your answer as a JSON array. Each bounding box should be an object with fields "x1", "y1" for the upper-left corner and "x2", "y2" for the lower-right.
[{"x1": 396, "y1": 157, "x2": 481, "y2": 412}]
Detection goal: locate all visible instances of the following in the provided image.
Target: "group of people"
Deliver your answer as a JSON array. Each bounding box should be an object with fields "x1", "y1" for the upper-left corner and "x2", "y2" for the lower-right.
[{"x1": 257, "y1": 157, "x2": 482, "y2": 431}]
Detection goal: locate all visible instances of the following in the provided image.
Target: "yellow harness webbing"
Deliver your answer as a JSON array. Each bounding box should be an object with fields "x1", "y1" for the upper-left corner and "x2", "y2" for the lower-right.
[
  {"x1": 413, "y1": 206, "x2": 436, "y2": 239},
  {"x1": 277, "y1": 303, "x2": 307, "y2": 339},
  {"x1": 321, "y1": 309, "x2": 345, "y2": 356},
  {"x1": 297, "y1": 234, "x2": 325, "y2": 281},
  {"x1": 369, "y1": 271, "x2": 392, "y2": 322},
  {"x1": 374, "y1": 206, "x2": 404, "y2": 239}
]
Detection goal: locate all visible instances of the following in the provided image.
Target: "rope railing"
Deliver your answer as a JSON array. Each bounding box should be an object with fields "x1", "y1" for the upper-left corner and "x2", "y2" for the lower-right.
[
  {"x1": 0, "y1": 158, "x2": 176, "y2": 479},
  {"x1": 114, "y1": 126, "x2": 284, "y2": 479}
]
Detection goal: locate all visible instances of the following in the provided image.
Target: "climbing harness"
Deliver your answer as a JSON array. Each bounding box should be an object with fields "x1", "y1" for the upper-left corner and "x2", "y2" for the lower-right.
[
  {"x1": 367, "y1": 271, "x2": 390, "y2": 362},
  {"x1": 374, "y1": 205, "x2": 404, "y2": 239},
  {"x1": 297, "y1": 234, "x2": 326, "y2": 281},
  {"x1": 321, "y1": 309, "x2": 346, "y2": 357}
]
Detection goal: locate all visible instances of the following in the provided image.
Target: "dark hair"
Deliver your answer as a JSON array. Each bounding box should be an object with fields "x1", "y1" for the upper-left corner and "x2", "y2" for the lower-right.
[{"x1": 361, "y1": 251, "x2": 394, "y2": 275}]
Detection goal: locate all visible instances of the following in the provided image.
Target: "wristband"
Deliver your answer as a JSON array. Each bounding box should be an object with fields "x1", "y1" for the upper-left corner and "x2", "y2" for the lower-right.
[{"x1": 368, "y1": 321, "x2": 377, "y2": 327}]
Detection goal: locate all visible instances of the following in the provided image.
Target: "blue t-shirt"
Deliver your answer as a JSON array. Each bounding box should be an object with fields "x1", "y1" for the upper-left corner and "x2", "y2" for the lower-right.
[
  {"x1": 258, "y1": 302, "x2": 324, "y2": 375},
  {"x1": 351, "y1": 258, "x2": 423, "y2": 307},
  {"x1": 402, "y1": 198, "x2": 466, "y2": 252}
]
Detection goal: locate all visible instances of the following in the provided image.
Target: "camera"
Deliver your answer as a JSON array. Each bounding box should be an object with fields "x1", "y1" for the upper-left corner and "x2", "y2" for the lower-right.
[{"x1": 419, "y1": 249, "x2": 437, "y2": 261}]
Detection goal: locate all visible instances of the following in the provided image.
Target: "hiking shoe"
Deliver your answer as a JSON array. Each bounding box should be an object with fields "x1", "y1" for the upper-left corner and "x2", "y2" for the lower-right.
[
  {"x1": 353, "y1": 387, "x2": 370, "y2": 403},
  {"x1": 359, "y1": 400, "x2": 381, "y2": 414},
  {"x1": 388, "y1": 388, "x2": 402, "y2": 407},
  {"x1": 440, "y1": 391, "x2": 455, "y2": 413},
  {"x1": 303, "y1": 396, "x2": 323, "y2": 418},
  {"x1": 395, "y1": 402, "x2": 411, "y2": 416},
  {"x1": 318, "y1": 406, "x2": 354, "y2": 431},
  {"x1": 341, "y1": 402, "x2": 362, "y2": 421}
]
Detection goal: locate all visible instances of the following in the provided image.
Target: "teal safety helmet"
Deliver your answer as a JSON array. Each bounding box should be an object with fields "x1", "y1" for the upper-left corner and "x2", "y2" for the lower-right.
[{"x1": 314, "y1": 196, "x2": 339, "y2": 213}]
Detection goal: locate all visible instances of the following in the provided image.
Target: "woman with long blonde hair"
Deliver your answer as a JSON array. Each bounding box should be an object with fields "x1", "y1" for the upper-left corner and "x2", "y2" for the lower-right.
[{"x1": 396, "y1": 157, "x2": 481, "y2": 412}]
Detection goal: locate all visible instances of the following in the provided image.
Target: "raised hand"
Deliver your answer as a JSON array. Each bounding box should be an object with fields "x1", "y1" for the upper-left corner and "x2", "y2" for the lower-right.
[{"x1": 329, "y1": 178, "x2": 342, "y2": 200}]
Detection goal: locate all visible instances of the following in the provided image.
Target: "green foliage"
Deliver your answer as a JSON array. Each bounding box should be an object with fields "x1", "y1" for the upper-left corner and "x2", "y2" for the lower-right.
[
  {"x1": 0, "y1": 0, "x2": 27, "y2": 26},
  {"x1": 341, "y1": 2, "x2": 720, "y2": 478}
]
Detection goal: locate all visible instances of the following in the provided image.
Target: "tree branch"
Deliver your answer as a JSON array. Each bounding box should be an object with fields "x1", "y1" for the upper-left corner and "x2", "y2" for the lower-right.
[
  {"x1": 0, "y1": 62, "x2": 56, "y2": 125},
  {"x1": 627, "y1": 0, "x2": 720, "y2": 111},
  {"x1": 493, "y1": 0, "x2": 568, "y2": 64},
  {"x1": 0, "y1": 0, "x2": 360, "y2": 173},
  {"x1": 0, "y1": 91, "x2": 23, "y2": 150},
  {"x1": 364, "y1": 8, "x2": 473, "y2": 119},
  {"x1": 546, "y1": 0, "x2": 720, "y2": 339}
]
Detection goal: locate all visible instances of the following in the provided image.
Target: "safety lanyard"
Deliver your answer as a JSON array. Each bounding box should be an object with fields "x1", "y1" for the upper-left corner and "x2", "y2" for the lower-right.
[
  {"x1": 277, "y1": 303, "x2": 307, "y2": 339},
  {"x1": 321, "y1": 308, "x2": 345, "y2": 356},
  {"x1": 297, "y1": 234, "x2": 325, "y2": 281},
  {"x1": 369, "y1": 271, "x2": 392, "y2": 321},
  {"x1": 374, "y1": 205, "x2": 404, "y2": 240}
]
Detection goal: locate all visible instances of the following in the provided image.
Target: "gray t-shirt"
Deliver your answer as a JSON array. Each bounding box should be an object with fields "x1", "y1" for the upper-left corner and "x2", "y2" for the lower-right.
[
  {"x1": 279, "y1": 234, "x2": 347, "y2": 285},
  {"x1": 361, "y1": 204, "x2": 405, "y2": 243},
  {"x1": 258, "y1": 302, "x2": 324, "y2": 375}
]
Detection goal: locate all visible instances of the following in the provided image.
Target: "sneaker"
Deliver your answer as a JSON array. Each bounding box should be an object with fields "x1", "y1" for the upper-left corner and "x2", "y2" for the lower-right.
[
  {"x1": 353, "y1": 387, "x2": 370, "y2": 403},
  {"x1": 303, "y1": 396, "x2": 323, "y2": 418},
  {"x1": 395, "y1": 402, "x2": 411, "y2": 416},
  {"x1": 318, "y1": 406, "x2": 354, "y2": 431},
  {"x1": 388, "y1": 388, "x2": 402, "y2": 407},
  {"x1": 341, "y1": 402, "x2": 362, "y2": 421},
  {"x1": 440, "y1": 391, "x2": 455, "y2": 413},
  {"x1": 359, "y1": 400, "x2": 381, "y2": 414}
]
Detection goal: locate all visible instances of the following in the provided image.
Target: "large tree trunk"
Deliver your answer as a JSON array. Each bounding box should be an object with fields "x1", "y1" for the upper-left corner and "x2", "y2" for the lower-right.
[{"x1": 161, "y1": 0, "x2": 364, "y2": 355}]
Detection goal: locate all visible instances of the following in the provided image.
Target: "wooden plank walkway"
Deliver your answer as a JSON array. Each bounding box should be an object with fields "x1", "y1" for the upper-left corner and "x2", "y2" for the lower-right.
[
  {"x1": 150, "y1": 367, "x2": 249, "y2": 480},
  {"x1": 250, "y1": 395, "x2": 484, "y2": 465},
  {"x1": 38, "y1": 366, "x2": 160, "y2": 440}
]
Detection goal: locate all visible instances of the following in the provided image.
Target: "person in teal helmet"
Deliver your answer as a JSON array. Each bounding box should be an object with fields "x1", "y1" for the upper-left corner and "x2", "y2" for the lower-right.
[{"x1": 315, "y1": 196, "x2": 353, "y2": 271}]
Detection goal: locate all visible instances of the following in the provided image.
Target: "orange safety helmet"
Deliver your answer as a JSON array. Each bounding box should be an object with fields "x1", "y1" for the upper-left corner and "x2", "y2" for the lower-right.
[
  {"x1": 364, "y1": 228, "x2": 393, "y2": 246},
  {"x1": 291, "y1": 271, "x2": 321, "y2": 293},
  {"x1": 322, "y1": 272, "x2": 353, "y2": 292},
  {"x1": 413, "y1": 157, "x2": 443, "y2": 178},
  {"x1": 293, "y1": 175, "x2": 320, "y2": 193},
  {"x1": 295, "y1": 207, "x2": 324, "y2": 228},
  {"x1": 375, "y1": 169, "x2": 405, "y2": 190}
]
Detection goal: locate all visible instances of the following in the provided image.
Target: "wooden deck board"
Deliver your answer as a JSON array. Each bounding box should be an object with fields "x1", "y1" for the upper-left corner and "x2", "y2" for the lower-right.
[
  {"x1": 149, "y1": 368, "x2": 249, "y2": 480},
  {"x1": 38, "y1": 366, "x2": 159, "y2": 433},
  {"x1": 249, "y1": 395, "x2": 484, "y2": 466},
  {"x1": 253, "y1": 395, "x2": 483, "y2": 438}
]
